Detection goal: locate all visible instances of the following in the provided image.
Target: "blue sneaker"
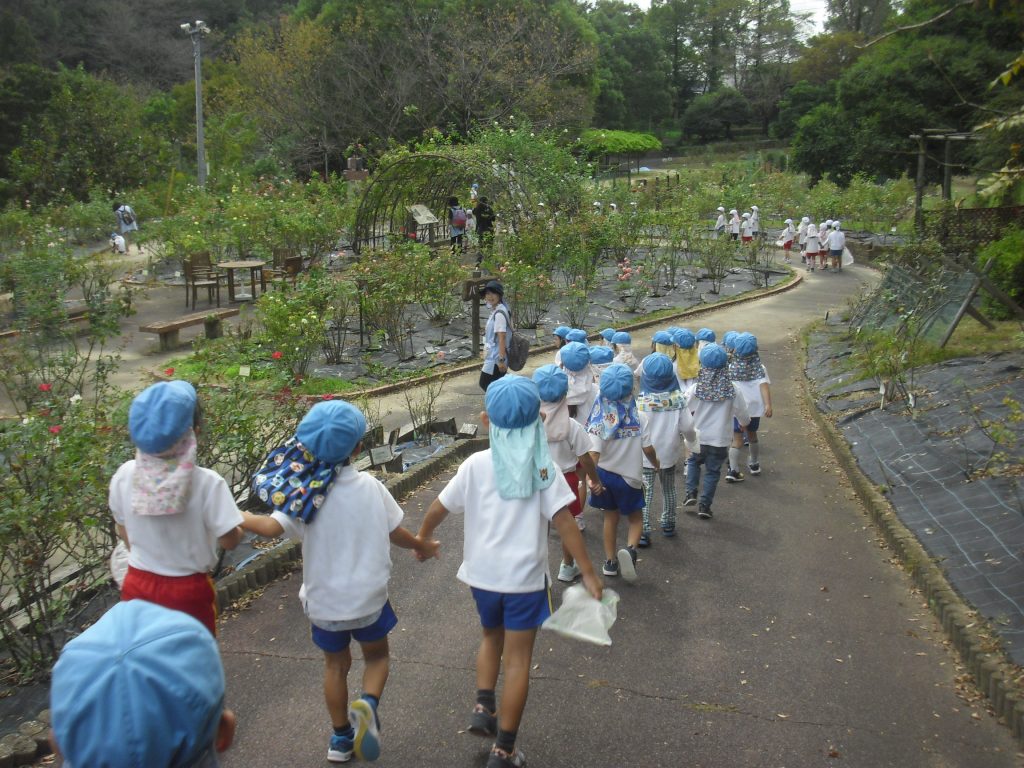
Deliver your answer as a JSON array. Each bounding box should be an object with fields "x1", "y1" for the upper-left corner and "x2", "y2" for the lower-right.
[
  {"x1": 327, "y1": 733, "x2": 353, "y2": 763},
  {"x1": 350, "y1": 699, "x2": 381, "y2": 761}
]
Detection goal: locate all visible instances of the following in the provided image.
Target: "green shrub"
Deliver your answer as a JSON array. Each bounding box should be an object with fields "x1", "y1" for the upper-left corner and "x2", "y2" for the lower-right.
[{"x1": 977, "y1": 227, "x2": 1024, "y2": 320}]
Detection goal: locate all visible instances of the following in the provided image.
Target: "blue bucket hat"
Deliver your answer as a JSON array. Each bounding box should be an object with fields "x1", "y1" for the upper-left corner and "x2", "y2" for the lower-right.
[
  {"x1": 129, "y1": 380, "x2": 197, "y2": 454},
  {"x1": 560, "y1": 341, "x2": 590, "y2": 372},
  {"x1": 600, "y1": 363, "x2": 634, "y2": 401},
  {"x1": 640, "y1": 353, "x2": 677, "y2": 393},
  {"x1": 553, "y1": 326, "x2": 571, "y2": 339},
  {"x1": 673, "y1": 329, "x2": 696, "y2": 349},
  {"x1": 735, "y1": 332, "x2": 758, "y2": 357},
  {"x1": 589, "y1": 346, "x2": 614, "y2": 365},
  {"x1": 696, "y1": 328, "x2": 716, "y2": 343},
  {"x1": 722, "y1": 330, "x2": 740, "y2": 350},
  {"x1": 296, "y1": 400, "x2": 366, "y2": 464},
  {"x1": 611, "y1": 331, "x2": 632, "y2": 345},
  {"x1": 485, "y1": 374, "x2": 540, "y2": 429},
  {"x1": 51, "y1": 601, "x2": 224, "y2": 768},
  {"x1": 667, "y1": 326, "x2": 681, "y2": 336},
  {"x1": 566, "y1": 328, "x2": 588, "y2": 343},
  {"x1": 533, "y1": 364, "x2": 568, "y2": 403},
  {"x1": 699, "y1": 343, "x2": 728, "y2": 369},
  {"x1": 652, "y1": 330, "x2": 674, "y2": 345},
  {"x1": 600, "y1": 327, "x2": 616, "y2": 342}
]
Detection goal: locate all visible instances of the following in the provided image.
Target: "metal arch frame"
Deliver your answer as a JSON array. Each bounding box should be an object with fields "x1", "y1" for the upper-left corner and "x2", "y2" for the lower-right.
[{"x1": 350, "y1": 151, "x2": 535, "y2": 254}]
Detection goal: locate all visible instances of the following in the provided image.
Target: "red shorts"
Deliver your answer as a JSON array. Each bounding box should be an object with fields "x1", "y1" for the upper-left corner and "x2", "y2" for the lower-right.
[
  {"x1": 741, "y1": 236, "x2": 752, "y2": 243},
  {"x1": 783, "y1": 241, "x2": 793, "y2": 251},
  {"x1": 563, "y1": 469, "x2": 582, "y2": 517},
  {"x1": 805, "y1": 250, "x2": 818, "y2": 257},
  {"x1": 122, "y1": 565, "x2": 218, "y2": 635}
]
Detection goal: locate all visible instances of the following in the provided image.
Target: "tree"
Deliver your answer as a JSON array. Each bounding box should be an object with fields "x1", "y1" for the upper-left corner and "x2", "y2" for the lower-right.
[
  {"x1": 647, "y1": 0, "x2": 706, "y2": 119},
  {"x1": 580, "y1": 129, "x2": 662, "y2": 170},
  {"x1": 587, "y1": 1, "x2": 673, "y2": 131},
  {"x1": 681, "y1": 88, "x2": 752, "y2": 141},
  {"x1": 825, "y1": 0, "x2": 893, "y2": 36},
  {"x1": 771, "y1": 80, "x2": 834, "y2": 139}
]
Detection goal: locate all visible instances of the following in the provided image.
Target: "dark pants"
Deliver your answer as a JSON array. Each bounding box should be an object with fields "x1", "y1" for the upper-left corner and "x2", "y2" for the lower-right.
[{"x1": 479, "y1": 366, "x2": 506, "y2": 392}]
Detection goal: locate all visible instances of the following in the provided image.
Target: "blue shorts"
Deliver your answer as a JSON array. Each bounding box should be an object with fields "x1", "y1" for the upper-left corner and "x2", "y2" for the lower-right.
[
  {"x1": 311, "y1": 601, "x2": 398, "y2": 653},
  {"x1": 734, "y1": 416, "x2": 761, "y2": 433},
  {"x1": 588, "y1": 467, "x2": 645, "y2": 514},
  {"x1": 830, "y1": 249, "x2": 842, "y2": 257},
  {"x1": 471, "y1": 586, "x2": 552, "y2": 631}
]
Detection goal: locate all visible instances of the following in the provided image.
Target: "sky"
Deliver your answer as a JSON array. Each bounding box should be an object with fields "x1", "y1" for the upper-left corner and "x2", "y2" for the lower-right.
[{"x1": 627, "y1": 0, "x2": 829, "y2": 34}]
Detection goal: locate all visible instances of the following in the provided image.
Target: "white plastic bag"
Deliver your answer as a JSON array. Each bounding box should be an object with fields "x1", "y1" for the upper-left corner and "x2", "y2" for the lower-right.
[
  {"x1": 842, "y1": 247, "x2": 854, "y2": 267},
  {"x1": 110, "y1": 541, "x2": 130, "y2": 588},
  {"x1": 542, "y1": 584, "x2": 620, "y2": 646}
]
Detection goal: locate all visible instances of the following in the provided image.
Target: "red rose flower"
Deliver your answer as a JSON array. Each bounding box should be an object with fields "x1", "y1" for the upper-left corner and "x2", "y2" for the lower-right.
[
  {"x1": 49, "y1": 425, "x2": 62, "y2": 435},
  {"x1": 38, "y1": 383, "x2": 52, "y2": 392},
  {"x1": 271, "y1": 351, "x2": 283, "y2": 360}
]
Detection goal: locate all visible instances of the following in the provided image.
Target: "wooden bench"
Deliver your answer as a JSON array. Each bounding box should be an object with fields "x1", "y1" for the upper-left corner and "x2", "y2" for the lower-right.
[
  {"x1": 0, "y1": 305, "x2": 92, "y2": 341},
  {"x1": 139, "y1": 307, "x2": 240, "y2": 351}
]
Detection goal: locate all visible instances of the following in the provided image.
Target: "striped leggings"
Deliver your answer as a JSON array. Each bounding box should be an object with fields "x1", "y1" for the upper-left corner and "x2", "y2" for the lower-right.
[{"x1": 642, "y1": 465, "x2": 677, "y2": 532}]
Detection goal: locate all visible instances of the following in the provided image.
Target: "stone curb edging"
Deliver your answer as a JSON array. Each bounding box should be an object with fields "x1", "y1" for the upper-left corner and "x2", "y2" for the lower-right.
[
  {"x1": 212, "y1": 436, "x2": 488, "y2": 615},
  {"x1": 801, "y1": 331, "x2": 1024, "y2": 747},
  {"x1": 0, "y1": 714, "x2": 49, "y2": 767}
]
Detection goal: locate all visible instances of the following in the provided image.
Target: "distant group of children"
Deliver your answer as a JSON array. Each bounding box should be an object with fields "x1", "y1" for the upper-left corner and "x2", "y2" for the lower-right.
[
  {"x1": 713, "y1": 206, "x2": 850, "y2": 272},
  {"x1": 50, "y1": 320, "x2": 773, "y2": 768},
  {"x1": 714, "y1": 204, "x2": 762, "y2": 242}
]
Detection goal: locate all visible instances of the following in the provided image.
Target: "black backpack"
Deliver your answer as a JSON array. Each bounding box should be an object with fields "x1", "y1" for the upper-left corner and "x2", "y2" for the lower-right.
[
  {"x1": 493, "y1": 305, "x2": 529, "y2": 371},
  {"x1": 120, "y1": 206, "x2": 135, "y2": 226}
]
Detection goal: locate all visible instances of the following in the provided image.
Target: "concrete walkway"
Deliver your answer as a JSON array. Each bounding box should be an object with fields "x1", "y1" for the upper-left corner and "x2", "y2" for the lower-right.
[{"x1": 215, "y1": 263, "x2": 1019, "y2": 768}]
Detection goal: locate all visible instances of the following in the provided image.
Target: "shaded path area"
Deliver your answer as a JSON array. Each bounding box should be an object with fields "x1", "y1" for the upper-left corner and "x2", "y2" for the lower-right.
[{"x1": 217, "y1": 263, "x2": 1018, "y2": 767}]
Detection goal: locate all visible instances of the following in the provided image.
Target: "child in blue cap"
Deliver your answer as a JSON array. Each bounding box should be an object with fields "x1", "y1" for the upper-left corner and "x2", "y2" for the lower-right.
[
  {"x1": 552, "y1": 325, "x2": 571, "y2": 365},
  {"x1": 534, "y1": 364, "x2": 604, "y2": 576},
  {"x1": 636, "y1": 353, "x2": 694, "y2": 544},
  {"x1": 110, "y1": 380, "x2": 243, "y2": 636},
  {"x1": 725, "y1": 332, "x2": 773, "y2": 481},
  {"x1": 51, "y1": 600, "x2": 236, "y2": 768},
  {"x1": 611, "y1": 331, "x2": 638, "y2": 369},
  {"x1": 586, "y1": 363, "x2": 659, "y2": 580},
  {"x1": 673, "y1": 329, "x2": 699, "y2": 390},
  {"x1": 598, "y1": 327, "x2": 616, "y2": 346},
  {"x1": 560, "y1": 340, "x2": 597, "y2": 425},
  {"x1": 242, "y1": 400, "x2": 438, "y2": 763},
  {"x1": 682, "y1": 344, "x2": 751, "y2": 520},
  {"x1": 417, "y1": 375, "x2": 601, "y2": 768}
]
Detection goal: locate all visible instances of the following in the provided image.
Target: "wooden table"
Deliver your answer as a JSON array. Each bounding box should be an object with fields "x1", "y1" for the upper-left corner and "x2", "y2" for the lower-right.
[{"x1": 218, "y1": 260, "x2": 266, "y2": 302}]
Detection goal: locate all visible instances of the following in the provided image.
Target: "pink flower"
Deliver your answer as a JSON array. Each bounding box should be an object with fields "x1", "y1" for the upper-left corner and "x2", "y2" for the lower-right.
[
  {"x1": 164, "y1": 367, "x2": 175, "y2": 376},
  {"x1": 436, "y1": 350, "x2": 446, "y2": 360},
  {"x1": 38, "y1": 383, "x2": 52, "y2": 392},
  {"x1": 322, "y1": 394, "x2": 335, "y2": 400},
  {"x1": 49, "y1": 425, "x2": 62, "y2": 435},
  {"x1": 271, "y1": 351, "x2": 283, "y2": 360}
]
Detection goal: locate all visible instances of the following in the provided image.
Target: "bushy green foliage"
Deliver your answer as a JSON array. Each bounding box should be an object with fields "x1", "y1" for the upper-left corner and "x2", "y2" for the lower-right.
[
  {"x1": 682, "y1": 89, "x2": 752, "y2": 142},
  {"x1": 977, "y1": 228, "x2": 1024, "y2": 320},
  {"x1": 579, "y1": 129, "x2": 662, "y2": 157}
]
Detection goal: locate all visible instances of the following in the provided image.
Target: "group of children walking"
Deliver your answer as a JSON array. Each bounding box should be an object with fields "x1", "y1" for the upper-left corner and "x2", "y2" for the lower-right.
[
  {"x1": 714, "y1": 204, "x2": 762, "y2": 242},
  {"x1": 60, "y1": 321, "x2": 773, "y2": 768},
  {"x1": 777, "y1": 216, "x2": 847, "y2": 270}
]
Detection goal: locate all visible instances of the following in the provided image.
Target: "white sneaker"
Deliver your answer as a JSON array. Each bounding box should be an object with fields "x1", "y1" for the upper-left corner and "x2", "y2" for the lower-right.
[
  {"x1": 575, "y1": 515, "x2": 586, "y2": 531},
  {"x1": 557, "y1": 562, "x2": 581, "y2": 583}
]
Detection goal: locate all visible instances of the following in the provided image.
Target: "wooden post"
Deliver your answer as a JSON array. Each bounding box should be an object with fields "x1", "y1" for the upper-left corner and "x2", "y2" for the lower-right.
[
  {"x1": 913, "y1": 134, "x2": 927, "y2": 232},
  {"x1": 938, "y1": 259, "x2": 993, "y2": 348},
  {"x1": 942, "y1": 137, "x2": 952, "y2": 201}
]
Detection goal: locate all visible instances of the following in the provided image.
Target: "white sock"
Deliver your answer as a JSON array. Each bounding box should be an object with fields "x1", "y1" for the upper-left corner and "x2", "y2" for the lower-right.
[
  {"x1": 729, "y1": 446, "x2": 742, "y2": 472},
  {"x1": 749, "y1": 442, "x2": 760, "y2": 464}
]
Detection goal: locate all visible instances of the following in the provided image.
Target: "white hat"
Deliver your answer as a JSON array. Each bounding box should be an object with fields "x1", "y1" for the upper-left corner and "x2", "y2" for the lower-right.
[
  {"x1": 751, "y1": 205, "x2": 759, "y2": 211},
  {"x1": 593, "y1": 201, "x2": 602, "y2": 208},
  {"x1": 825, "y1": 219, "x2": 833, "y2": 227},
  {"x1": 833, "y1": 221, "x2": 841, "y2": 229},
  {"x1": 729, "y1": 209, "x2": 737, "y2": 214},
  {"x1": 801, "y1": 216, "x2": 809, "y2": 223},
  {"x1": 742, "y1": 212, "x2": 750, "y2": 218},
  {"x1": 717, "y1": 206, "x2": 725, "y2": 212},
  {"x1": 784, "y1": 218, "x2": 793, "y2": 224},
  {"x1": 609, "y1": 203, "x2": 617, "y2": 210}
]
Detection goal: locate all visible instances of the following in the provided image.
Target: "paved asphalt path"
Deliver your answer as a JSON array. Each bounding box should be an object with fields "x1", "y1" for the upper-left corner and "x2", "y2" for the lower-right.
[{"x1": 218, "y1": 263, "x2": 1019, "y2": 767}]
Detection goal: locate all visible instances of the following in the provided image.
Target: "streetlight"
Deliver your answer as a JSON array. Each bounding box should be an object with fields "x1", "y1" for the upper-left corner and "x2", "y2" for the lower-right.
[{"x1": 180, "y1": 20, "x2": 210, "y2": 188}]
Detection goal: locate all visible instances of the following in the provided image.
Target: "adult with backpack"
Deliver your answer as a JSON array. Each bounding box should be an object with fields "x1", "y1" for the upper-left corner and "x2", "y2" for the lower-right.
[
  {"x1": 448, "y1": 196, "x2": 468, "y2": 254},
  {"x1": 113, "y1": 202, "x2": 141, "y2": 252},
  {"x1": 473, "y1": 196, "x2": 496, "y2": 255},
  {"x1": 480, "y1": 280, "x2": 509, "y2": 392}
]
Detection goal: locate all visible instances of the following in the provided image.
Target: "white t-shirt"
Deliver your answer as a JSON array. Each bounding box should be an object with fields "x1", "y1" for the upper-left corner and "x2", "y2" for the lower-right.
[
  {"x1": 589, "y1": 413, "x2": 654, "y2": 488},
  {"x1": 438, "y1": 450, "x2": 575, "y2": 593},
  {"x1": 639, "y1": 408, "x2": 691, "y2": 470},
  {"x1": 109, "y1": 462, "x2": 242, "y2": 577},
  {"x1": 271, "y1": 465, "x2": 404, "y2": 623},
  {"x1": 828, "y1": 230, "x2": 846, "y2": 251},
  {"x1": 111, "y1": 234, "x2": 127, "y2": 253},
  {"x1": 548, "y1": 417, "x2": 591, "y2": 472},
  {"x1": 683, "y1": 386, "x2": 750, "y2": 448},
  {"x1": 731, "y1": 367, "x2": 771, "y2": 418},
  {"x1": 483, "y1": 305, "x2": 509, "y2": 374}
]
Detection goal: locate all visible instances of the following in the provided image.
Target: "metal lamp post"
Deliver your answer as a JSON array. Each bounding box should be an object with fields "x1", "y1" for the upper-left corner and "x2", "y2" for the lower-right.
[{"x1": 180, "y1": 20, "x2": 210, "y2": 188}]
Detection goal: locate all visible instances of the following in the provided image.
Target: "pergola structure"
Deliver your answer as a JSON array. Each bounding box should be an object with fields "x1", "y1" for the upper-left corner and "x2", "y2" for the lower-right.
[{"x1": 350, "y1": 152, "x2": 537, "y2": 254}]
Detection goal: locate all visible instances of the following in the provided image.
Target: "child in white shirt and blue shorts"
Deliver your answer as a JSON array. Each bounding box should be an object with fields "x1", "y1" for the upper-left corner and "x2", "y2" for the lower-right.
[{"x1": 418, "y1": 375, "x2": 601, "y2": 768}]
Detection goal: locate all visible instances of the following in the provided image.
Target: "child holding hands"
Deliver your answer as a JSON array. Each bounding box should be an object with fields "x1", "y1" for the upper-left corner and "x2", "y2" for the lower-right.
[
  {"x1": 243, "y1": 400, "x2": 438, "y2": 763},
  {"x1": 417, "y1": 375, "x2": 601, "y2": 768}
]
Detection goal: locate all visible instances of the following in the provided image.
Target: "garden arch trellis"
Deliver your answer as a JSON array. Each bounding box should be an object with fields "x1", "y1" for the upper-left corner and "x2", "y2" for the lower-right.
[{"x1": 351, "y1": 152, "x2": 537, "y2": 254}]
